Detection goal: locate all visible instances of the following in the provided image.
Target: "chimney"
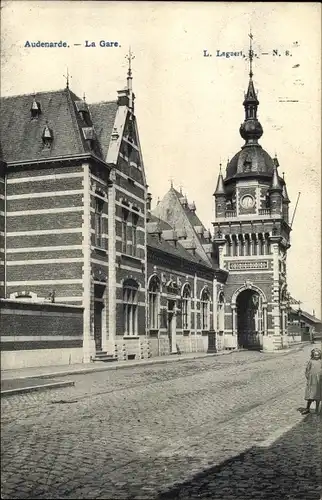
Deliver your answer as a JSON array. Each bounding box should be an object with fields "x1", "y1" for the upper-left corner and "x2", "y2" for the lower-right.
[
  {"x1": 146, "y1": 192, "x2": 152, "y2": 211},
  {"x1": 117, "y1": 89, "x2": 130, "y2": 107}
]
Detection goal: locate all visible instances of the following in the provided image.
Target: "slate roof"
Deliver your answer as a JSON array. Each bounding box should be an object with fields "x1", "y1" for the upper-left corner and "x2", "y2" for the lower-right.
[
  {"x1": 166, "y1": 187, "x2": 208, "y2": 235},
  {"x1": 147, "y1": 213, "x2": 173, "y2": 230},
  {"x1": 290, "y1": 308, "x2": 322, "y2": 325},
  {"x1": 0, "y1": 88, "x2": 118, "y2": 164},
  {"x1": 0, "y1": 89, "x2": 84, "y2": 162},
  {"x1": 152, "y1": 186, "x2": 214, "y2": 265},
  {"x1": 147, "y1": 233, "x2": 214, "y2": 270},
  {"x1": 226, "y1": 145, "x2": 275, "y2": 181},
  {"x1": 88, "y1": 101, "x2": 118, "y2": 160}
]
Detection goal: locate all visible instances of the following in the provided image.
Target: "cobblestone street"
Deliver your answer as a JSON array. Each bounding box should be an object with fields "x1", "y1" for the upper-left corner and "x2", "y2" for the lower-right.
[{"x1": 1, "y1": 346, "x2": 321, "y2": 500}]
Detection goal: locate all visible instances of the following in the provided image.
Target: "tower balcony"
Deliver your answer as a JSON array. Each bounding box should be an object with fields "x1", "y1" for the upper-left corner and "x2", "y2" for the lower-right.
[
  {"x1": 225, "y1": 210, "x2": 237, "y2": 217},
  {"x1": 215, "y1": 208, "x2": 281, "y2": 221}
]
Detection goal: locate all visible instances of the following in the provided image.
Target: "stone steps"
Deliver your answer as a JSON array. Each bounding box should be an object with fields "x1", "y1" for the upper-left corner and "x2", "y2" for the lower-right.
[{"x1": 92, "y1": 351, "x2": 117, "y2": 363}]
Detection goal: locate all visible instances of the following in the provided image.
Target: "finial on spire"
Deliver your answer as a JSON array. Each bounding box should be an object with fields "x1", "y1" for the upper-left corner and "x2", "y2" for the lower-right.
[
  {"x1": 125, "y1": 47, "x2": 135, "y2": 109},
  {"x1": 282, "y1": 171, "x2": 285, "y2": 180},
  {"x1": 248, "y1": 28, "x2": 254, "y2": 79},
  {"x1": 169, "y1": 176, "x2": 174, "y2": 189},
  {"x1": 125, "y1": 46, "x2": 135, "y2": 79},
  {"x1": 214, "y1": 166, "x2": 225, "y2": 196},
  {"x1": 63, "y1": 68, "x2": 71, "y2": 89}
]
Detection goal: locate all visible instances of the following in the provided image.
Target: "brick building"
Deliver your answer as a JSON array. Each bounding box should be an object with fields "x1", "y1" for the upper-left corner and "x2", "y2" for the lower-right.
[{"x1": 0, "y1": 51, "x2": 309, "y2": 369}]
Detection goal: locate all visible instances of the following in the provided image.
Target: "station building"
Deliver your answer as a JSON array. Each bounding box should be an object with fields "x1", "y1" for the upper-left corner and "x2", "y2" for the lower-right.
[{"x1": 0, "y1": 58, "x2": 316, "y2": 369}]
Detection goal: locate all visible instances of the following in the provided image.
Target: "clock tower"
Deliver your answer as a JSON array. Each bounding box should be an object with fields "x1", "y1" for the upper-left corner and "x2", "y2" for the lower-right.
[{"x1": 213, "y1": 34, "x2": 292, "y2": 352}]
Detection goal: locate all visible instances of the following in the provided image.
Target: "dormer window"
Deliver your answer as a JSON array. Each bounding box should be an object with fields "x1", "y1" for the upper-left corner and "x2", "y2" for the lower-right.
[
  {"x1": 243, "y1": 158, "x2": 252, "y2": 172},
  {"x1": 42, "y1": 123, "x2": 53, "y2": 149},
  {"x1": 75, "y1": 100, "x2": 91, "y2": 125},
  {"x1": 30, "y1": 98, "x2": 41, "y2": 120},
  {"x1": 82, "y1": 127, "x2": 96, "y2": 149},
  {"x1": 111, "y1": 127, "x2": 119, "y2": 141}
]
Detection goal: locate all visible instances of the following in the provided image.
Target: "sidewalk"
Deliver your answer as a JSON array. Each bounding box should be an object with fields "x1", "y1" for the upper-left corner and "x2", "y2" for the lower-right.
[
  {"x1": 1, "y1": 343, "x2": 309, "y2": 396},
  {"x1": 1, "y1": 350, "x2": 233, "y2": 382}
]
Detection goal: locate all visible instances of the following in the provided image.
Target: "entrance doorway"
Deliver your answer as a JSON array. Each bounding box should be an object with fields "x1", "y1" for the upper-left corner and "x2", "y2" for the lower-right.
[
  {"x1": 94, "y1": 301, "x2": 103, "y2": 351},
  {"x1": 236, "y1": 290, "x2": 263, "y2": 349},
  {"x1": 167, "y1": 299, "x2": 177, "y2": 354}
]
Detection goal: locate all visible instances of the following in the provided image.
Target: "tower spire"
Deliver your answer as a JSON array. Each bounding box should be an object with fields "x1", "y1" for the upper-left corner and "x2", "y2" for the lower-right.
[
  {"x1": 248, "y1": 28, "x2": 253, "y2": 79},
  {"x1": 214, "y1": 163, "x2": 225, "y2": 196},
  {"x1": 271, "y1": 160, "x2": 282, "y2": 191},
  {"x1": 282, "y1": 173, "x2": 290, "y2": 202},
  {"x1": 63, "y1": 68, "x2": 70, "y2": 89},
  {"x1": 125, "y1": 47, "x2": 135, "y2": 110},
  {"x1": 239, "y1": 31, "x2": 263, "y2": 145}
]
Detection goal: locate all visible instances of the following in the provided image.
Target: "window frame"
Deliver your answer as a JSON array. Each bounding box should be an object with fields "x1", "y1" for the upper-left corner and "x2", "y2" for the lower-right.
[
  {"x1": 148, "y1": 275, "x2": 160, "y2": 330},
  {"x1": 123, "y1": 280, "x2": 139, "y2": 336},
  {"x1": 181, "y1": 284, "x2": 192, "y2": 331},
  {"x1": 201, "y1": 288, "x2": 211, "y2": 331},
  {"x1": 94, "y1": 196, "x2": 104, "y2": 248}
]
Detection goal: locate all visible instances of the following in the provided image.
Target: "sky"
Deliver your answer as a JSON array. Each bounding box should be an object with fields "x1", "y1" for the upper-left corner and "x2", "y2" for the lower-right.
[{"x1": 1, "y1": 1, "x2": 321, "y2": 317}]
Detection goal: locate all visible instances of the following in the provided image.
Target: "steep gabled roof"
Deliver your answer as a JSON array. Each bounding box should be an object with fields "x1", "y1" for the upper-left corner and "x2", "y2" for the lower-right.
[
  {"x1": 88, "y1": 101, "x2": 118, "y2": 159},
  {"x1": 0, "y1": 89, "x2": 90, "y2": 163},
  {"x1": 147, "y1": 233, "x2": 213, "y2": 270},
  {"x1": 151, "y1": 186, "x2": 212, "y2": 265},
  {"x1": 0, "y1": 88, "x2": 121, "y2": 165},
  {"x1": 148, "y1": 213, "x2": 173, "y2": 230},
  {"x1": 290, "y1": 307, "x2": 322, "y2": 325}
]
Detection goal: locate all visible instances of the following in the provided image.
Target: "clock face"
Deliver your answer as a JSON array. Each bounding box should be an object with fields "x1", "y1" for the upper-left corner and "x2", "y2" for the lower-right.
[{"x1": 241, "y1": 195, "x2": 255, "y2": 209}]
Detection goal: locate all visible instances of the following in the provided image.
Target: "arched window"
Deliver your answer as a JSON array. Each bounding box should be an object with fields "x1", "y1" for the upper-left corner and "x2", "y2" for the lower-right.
[
  {"x1": 94, "y1": 196, "x2": 104, "y2": 248},
  {"x1": 201, "y1": 288, "x2": 211, "y2": 330},
  {"x1": 123, "y1": 279, "x2": 139, "y2": 336},
  {"x1": 182, "y1": 284, "x2": 192, "y2": 331},
  {"x1": 148, "y1": 275, "x2": 160, "y2": 330},
  {"x1": 217, "y1": 292, "x2": 225, "y2": 332}
]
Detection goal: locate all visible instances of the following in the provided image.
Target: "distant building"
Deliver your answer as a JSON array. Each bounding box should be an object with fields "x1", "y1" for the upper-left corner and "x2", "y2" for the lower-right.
[
  {"x1": 0, "y1": 46, "x2": 314, "y2": 369},
  {"x1": 288, "y1": 308, "x2": 322, "y2": 341}
]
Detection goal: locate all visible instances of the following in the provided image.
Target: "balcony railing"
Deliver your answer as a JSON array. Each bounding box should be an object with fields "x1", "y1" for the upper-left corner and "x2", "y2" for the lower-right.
[{"x1": 222, "y1": 209, "x2": 271, "y2": 218}]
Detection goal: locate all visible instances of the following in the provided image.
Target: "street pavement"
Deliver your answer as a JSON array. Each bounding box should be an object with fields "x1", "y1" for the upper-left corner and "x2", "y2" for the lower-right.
[{"x1": 1, "y1": 345, "x2": 321, "y2": 500}]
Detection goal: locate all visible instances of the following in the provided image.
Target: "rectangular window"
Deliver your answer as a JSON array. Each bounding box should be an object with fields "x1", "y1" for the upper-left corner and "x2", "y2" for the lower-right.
[
  {"x1": 121, "y1": 207, "x2": 129, "y2": 254},
  {"x1": 127, "y1": 225, "x2": 133, "y2": 254},
  {"x1": 182, "y1": 298, "x2": 189, "y2": 330},
  {"x1": 149, "y1": 292, "x2": 159, "y2": 329},
  {"x1": 94, "y1": 198, "x2": 104, "y2": 248},
  {"x1": 201, "y1": 302, "x2": 209, "y2": 330},
  {"x1": 131, "y1": 211, "x2": 139, "y2": 257},
  {"x1": 121, "y1": 221, "x2": 127, "y2": 253},
  {"x1": 123, "y1": 285, "x2": 138, "y2": 335}
]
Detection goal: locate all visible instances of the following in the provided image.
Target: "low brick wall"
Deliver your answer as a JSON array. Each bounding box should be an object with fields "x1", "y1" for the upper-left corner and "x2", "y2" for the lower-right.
[{"x1": 0, "y1": 299, "x2": 84, "y2": 369}]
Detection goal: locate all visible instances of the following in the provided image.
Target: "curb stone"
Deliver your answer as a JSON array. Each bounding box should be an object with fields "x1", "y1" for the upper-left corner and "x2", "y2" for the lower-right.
[{"x1": 1, "y1": 380, "x2": 75, "y2": 397}]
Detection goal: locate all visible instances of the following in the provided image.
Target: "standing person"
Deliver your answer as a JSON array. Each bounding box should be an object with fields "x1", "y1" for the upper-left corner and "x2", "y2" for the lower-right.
[
  {"x1": 302, "y1": 348, "x2": 322, "y2": 414},
  {"x1": 310, "y1": 326, "x2": 315, "y2": 344}
]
